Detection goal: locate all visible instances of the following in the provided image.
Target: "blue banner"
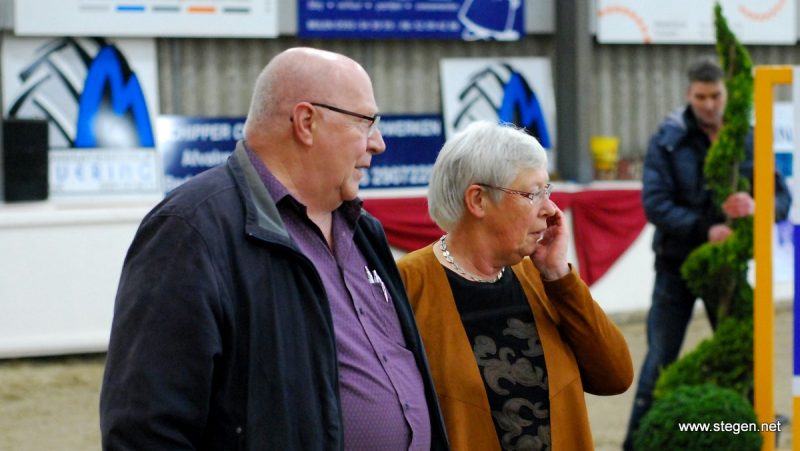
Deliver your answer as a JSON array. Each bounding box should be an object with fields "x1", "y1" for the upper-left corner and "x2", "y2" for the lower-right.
[
  {"x1": 795, "y1": 224, "x2": 800, "y2": 378},
  {"x1": 362, "y1": 114, "x2": 444, "y2": 188},
  {"x1": 298, "y1": 0, "x2": 524, "y2": 40},
  {"x1": 156, "y1": 114, "x2": 444, "y2": 192},
  {"x1": 157, "y1": 116, "x2": 244, "y2": 192}
]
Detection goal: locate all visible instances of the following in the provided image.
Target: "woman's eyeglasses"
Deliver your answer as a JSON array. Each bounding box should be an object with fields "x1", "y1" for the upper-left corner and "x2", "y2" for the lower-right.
[{"x1": 476, "y1": 183, "x2": 553, "y2": 204}]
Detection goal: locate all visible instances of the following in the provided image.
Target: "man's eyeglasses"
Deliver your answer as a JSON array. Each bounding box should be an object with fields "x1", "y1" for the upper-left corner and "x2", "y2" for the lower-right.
[
  {"x1": 310, "y1": 102, "x2": 381, "y2": 137},
  {"x1": 477, "y1": 183, "x2": 553, "y2": 205}
]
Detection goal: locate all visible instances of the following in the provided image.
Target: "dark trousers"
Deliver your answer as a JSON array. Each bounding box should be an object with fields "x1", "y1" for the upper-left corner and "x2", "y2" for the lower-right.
[{"x1": 622, "y1": 268, "x2": 717, "y2": 450}]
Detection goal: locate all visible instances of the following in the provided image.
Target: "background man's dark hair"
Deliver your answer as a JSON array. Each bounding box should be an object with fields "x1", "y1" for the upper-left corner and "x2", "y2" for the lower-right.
[{"x1": 687, "y1": 57, "x2": 724, "y2": 83}]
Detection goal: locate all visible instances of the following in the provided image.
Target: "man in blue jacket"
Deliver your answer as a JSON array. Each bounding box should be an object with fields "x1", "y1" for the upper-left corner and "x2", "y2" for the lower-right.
[
  {"x1": 100, "y1": 47, "x2": 448, "y2": 450},
  {"x1": 622, "y1": 57, "x2": 791, "y2": 450}
]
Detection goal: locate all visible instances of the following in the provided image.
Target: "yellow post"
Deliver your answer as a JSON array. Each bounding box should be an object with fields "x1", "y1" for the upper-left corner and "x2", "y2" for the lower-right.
[
  {"x1": 795, "y1": 396, "x2": 799, "y2": 451},
  {"x1": 753, "y1": 65, "x2": 792, "y2": 451}
]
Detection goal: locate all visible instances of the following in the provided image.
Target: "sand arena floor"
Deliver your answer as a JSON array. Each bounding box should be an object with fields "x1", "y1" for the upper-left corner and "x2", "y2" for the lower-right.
[{"x1": 0, "y1": 306, "x2": 793, "y2": 450}]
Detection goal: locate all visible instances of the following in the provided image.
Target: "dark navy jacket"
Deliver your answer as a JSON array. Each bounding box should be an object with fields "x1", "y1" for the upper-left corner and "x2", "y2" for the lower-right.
[
  {"x1": 100, "y1": 142, "x2": 449, "y2": 450},
  {"x1": 642, "y1": 106, "x2": 791, "y2": 272}
]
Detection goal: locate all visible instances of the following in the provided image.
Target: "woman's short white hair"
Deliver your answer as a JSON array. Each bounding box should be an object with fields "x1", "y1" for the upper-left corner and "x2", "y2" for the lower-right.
[{"x1": 428, "y1": 120, "x2": 548, "y2": 231}]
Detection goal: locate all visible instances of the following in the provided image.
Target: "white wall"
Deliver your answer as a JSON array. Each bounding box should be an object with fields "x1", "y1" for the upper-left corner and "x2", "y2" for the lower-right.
[
  {"x1": 590, "y1": 224, "x2": 655, "y2": 313},
  {"x1": 0, "y1": 197, "x2": 791, "y2": 358},
  {"x1": 0, "y1": 199, "x2": 157, "y2": 358}
]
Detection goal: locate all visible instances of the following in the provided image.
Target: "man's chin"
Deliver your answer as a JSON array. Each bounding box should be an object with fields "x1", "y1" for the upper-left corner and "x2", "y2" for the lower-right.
[
  {"x1": 341, "y1": 184, "x2": 360, "y2": 202},
  {"x1": 697, "y1": 115, "x2": 723, "y2": 129}
]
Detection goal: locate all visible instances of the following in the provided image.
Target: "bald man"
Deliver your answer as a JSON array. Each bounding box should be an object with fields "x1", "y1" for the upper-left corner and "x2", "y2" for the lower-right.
[{"x1": 100, "y1": 48, "x2": 448, "y2": 450}]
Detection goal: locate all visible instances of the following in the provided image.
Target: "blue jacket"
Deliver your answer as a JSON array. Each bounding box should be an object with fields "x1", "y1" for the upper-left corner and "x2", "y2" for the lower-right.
[
  {"x1": 100, "y1": 142, "x2": 449, "y2": 450},
  {"x1": 642, "y1": 106, "x2": 791, "y2": 272}
]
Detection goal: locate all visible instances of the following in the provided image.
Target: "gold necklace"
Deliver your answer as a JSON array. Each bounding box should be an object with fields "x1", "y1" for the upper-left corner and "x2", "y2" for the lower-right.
[{"x1": 438, "y1": 235, "x2": 504, "y2": 283}]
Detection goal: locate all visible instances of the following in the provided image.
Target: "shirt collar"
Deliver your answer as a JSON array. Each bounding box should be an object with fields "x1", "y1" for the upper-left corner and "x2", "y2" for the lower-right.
[{"x1": 243, "y1": 141, "x2": 363, "y2": 225}]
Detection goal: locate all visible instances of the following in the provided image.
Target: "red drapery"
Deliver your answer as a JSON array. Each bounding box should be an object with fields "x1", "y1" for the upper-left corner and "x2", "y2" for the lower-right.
[{"x1": 363, "y1": 190, "x2": 647, "y2": 286}]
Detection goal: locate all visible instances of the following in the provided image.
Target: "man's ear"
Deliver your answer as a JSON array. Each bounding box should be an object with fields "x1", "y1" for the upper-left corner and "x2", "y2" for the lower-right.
[
  {"x1": 464, "y1": 184, "x2": 488, "y2": 219},
  {"x1": 290, "y1": 103, "x2": 316, "y2": 146}
]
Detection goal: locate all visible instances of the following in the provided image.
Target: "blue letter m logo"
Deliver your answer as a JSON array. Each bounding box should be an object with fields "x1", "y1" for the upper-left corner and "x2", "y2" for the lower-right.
[
  {"x1": 497, "y1": 71, "x2": 551, "y2": 148},
  {"x1": 75, "y1": 45, "x2": 154, "y2": 148}
]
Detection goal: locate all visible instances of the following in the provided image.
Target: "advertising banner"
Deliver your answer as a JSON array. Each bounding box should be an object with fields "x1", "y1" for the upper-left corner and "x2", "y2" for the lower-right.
[
  {"x1": 298, "y1": 0, "x2": 524, "y2": 40},
  {"x1": 597, "y1": 0, "x2": 796, "y2": 45},
  {"x1": 14, "y1": 0, "x2": 278, "y2": 38},
  {"x1": 440, "y1": 57, "x2": 556, "y2": 169},
  {"x1": 2, "y1": 36, "x2": 161, "y2": 196},
  {"x1": 774, "y1": 102, "x2": 794, "y2": 177},
  {"x1": 362, "y1": 114, "x2": 443, "y2": 189},
  {"x1": 792, "y1": 67, "x2": 800, "y2": 399},
  {"x1": 157, "y1": 116, "x2": 244, "y2": 193},
  {"x1": 766, "y1": 102, "x2": 795, "y2": 296},
  {"x1": 156, "y1": 114, "x2": 445, "y2": 193}
]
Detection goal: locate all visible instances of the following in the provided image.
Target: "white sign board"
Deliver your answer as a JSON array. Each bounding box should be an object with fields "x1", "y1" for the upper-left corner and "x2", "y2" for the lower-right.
[
  {"x1": 2, "y1": 36, "x2": 162, "y2": 196},
  {"x1": 597, "y1": 0, "x2": 796, "y2": 44},
  {"x1": 49, "y1": 149, "x2": 161, "y2": 195},
  {"x1": 14, "y1": 0, "x2": 278, "y2": 38}
]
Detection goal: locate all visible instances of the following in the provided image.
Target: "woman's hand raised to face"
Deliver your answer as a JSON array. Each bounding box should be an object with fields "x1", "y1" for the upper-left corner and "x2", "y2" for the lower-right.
[{"x1": 530, "y1": 201, "x2": 570, "y2": 281}]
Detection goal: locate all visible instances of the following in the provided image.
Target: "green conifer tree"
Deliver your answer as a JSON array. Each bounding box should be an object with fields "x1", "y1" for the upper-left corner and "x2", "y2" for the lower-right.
[{"x1": 634, "y1": 4, "x2": 760, "y2": 449}]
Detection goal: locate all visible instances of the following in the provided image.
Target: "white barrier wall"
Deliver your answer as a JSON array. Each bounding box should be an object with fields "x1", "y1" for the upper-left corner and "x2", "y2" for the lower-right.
[
  {"x1": 0, "y1": 195, "x2": 790, "y2": 358},
  {"x1": 0, "y1": 200, "x2": 158, "y2": 358}
]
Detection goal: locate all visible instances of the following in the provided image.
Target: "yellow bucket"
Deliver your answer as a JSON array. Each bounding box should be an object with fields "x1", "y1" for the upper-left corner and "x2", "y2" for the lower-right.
[{"x1": 591, "y1": 136, "x2": 619, "y2": 171}]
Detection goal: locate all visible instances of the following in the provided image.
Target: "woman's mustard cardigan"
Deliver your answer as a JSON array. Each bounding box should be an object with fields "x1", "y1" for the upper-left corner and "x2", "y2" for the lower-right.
[{"x1": 398, "y1": 244, "x2": 633, "y2": 451}]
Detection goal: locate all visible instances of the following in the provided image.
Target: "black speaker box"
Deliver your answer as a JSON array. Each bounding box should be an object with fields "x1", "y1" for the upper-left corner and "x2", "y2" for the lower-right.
[{"x1": 2, "y1": 119, "x2": 49, "y2": 202}]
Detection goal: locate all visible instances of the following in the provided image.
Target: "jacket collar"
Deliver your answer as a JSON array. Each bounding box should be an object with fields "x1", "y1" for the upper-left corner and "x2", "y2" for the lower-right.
[
  {"x1": 227, "y1": 141, "x2": 293, "y2": 246},
  {"x1": 656, "y1": 106, "x2": 689, "y2": 150},
  {"x1": 227, "y1": 140, "x2": 368, "y2": 247},
  {"x1": 657, "y1": 105, "x2": 710, "y2": 152}
]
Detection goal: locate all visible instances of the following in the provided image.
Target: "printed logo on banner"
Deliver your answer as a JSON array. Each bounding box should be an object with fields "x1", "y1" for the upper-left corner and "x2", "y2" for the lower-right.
[
  {"x1": 298, "y1": 0, "x2": 523, "y2": 40},
  {"x1": 74, "y1": 45, "x2": 154, "y2": 148},
  {"x1": 6, "y1": 37, "x2": 155, "y2": 149},
  {"x1": 2, "y1": 36, "x2": 161, "y2": 195},
  {"x1": 440, "y1": 57, "x2": 556, "y2": 168},
  {"x1": 458, "y1": 0, "x2": 522, "y2": 41}
]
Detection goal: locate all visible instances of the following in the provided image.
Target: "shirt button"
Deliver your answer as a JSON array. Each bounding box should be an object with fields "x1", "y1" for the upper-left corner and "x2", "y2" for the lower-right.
[
  {"x1": 382, "y1": 355, "x2": 388, "y2": 362},
  {"x1": 404, "y1": 403, "x2": 410, "y2": 410},
  {"x1": 358, "y1": 307, "x2": 365, "y2": 315}
]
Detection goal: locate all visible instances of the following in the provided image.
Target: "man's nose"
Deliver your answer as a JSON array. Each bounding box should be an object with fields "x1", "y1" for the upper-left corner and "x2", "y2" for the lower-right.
[
  {"x1": 701, "y1": 98, "x2": 717, "y2": 110},
  {"x1": 368, "y1": 128, "x2": 386, "y2": 155}
]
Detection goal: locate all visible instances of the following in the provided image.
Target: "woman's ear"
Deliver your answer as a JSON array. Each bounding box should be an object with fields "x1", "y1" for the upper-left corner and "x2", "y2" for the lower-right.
[
  {"x1": 290, "y1": 103, "x2": 316, "y2": 146},
  {"x1": 464, "y1": 184, "x2": 488, "y2": 219}
]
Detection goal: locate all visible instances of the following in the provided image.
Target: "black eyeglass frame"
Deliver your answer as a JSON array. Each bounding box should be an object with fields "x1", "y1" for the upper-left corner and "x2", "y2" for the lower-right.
[
  {"x1": 309, "y1": 102, "x2": 381, "y2": 136},
  {"x1": 476, "y1": 183, "x2": 553, "y2": 204}
]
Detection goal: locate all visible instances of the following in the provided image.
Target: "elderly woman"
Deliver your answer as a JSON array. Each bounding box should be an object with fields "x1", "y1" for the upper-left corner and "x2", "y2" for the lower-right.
[{"x1": 397, "y1": 121, "x2": 633, "y2": 451}]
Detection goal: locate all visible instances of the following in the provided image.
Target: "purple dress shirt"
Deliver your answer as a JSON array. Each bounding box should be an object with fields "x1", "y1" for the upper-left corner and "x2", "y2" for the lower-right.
[{"x1": 246, "y1": 147, "x2": 431, "y2": 451}]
